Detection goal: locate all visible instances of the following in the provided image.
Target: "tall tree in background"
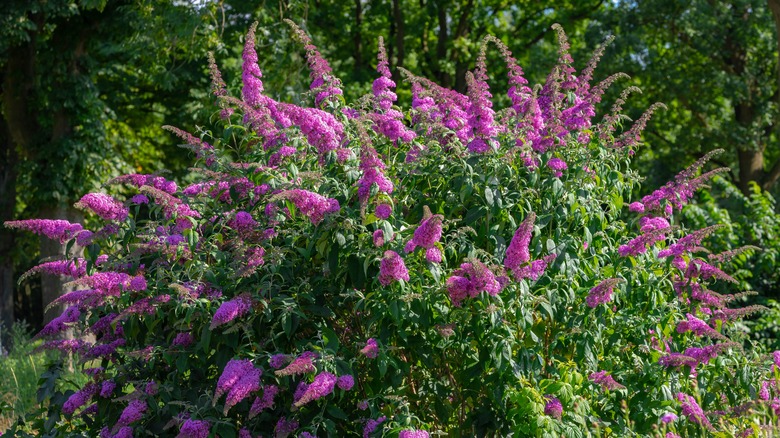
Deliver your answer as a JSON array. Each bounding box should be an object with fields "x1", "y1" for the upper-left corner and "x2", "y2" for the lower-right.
[
  {"x1": 0, "y1": 0, "x2": 216, "y2": 333},
  {"x1": 588, "y1": 0, "x2": 780, "y2": 194}
]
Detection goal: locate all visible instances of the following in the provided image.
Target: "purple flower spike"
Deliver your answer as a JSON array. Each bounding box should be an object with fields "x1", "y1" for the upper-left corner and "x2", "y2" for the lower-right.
[
  {"x1": 361, "y1": 338, "x2": 379, "y2": 359},
  {"x1": 399, "y1": 430, "x2": 430, "y2": 438},
  {"x1": 5, "y1": 219, "x2": 84, "y2": 243},
  {"x1": 214, "y1": 359, "x2": 262, "y2": 414},
  {"x1": 249, "y1": 385, "x2": 279, "y2": 418},
  {"x1": 210, "y1": 295, "x2": 252, "y2": 329},
  {"x1": 546, "y1": 157, "x2": 568, "y2": 178},
  {"x1": 505, "y1": 212, "x2": 535, "y2": 273},
  {"x1": 177, "y1": 419, "x2": 210, "y2": 438},
  {"x1": 293, "y1": 371, "x2": 337, "y2": 407},
  {"x1": 586, "y1": 278, "x2": 622, "y2": 308},
  {"x1": 375, "y1": 203, "x2": 392, "y2": 219},
  {"x1": 544, "y1": 396, "x2": 563, "y2": 419},
  {"x1": 588, "y1": 371, "x2": 625, "y2": 390},
  {"x1": 75, "y1": 193, "x2": 129, "y2": 221},
  {"x1": 242, "y1": 22, "x2": 264, "y2": 107},
  {"x1": 116, "y1": 399, "x2": 147, "y2": 427},
  {"x1": 446, "y1": 261, "x2": 502, "y2": 307},
  {"x1": 275, "y1": 351, "x2": 318, "y2": 376},
  {"x1": 411, "y1": 208, "x2": 443, "y2": 249},
  {"x1": 378, "y1": 250, "x2": 409, "y2": 286},
  {"x1": 337, "y1": 375, "x2": 355, "y2": 391},
  {"x1": 676, "y1": 392, "x2": 712, "y2": 429}
]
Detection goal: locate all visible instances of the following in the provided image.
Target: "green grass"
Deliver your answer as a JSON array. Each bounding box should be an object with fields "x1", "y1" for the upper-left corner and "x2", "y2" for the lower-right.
[{"x1": 0, "y1": 322, "x2": 86, "y2": 434}]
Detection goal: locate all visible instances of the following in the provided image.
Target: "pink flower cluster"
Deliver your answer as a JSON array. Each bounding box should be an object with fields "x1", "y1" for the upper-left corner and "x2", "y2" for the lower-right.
[
  {"x1": 657, "y1": 225, "x2": 720, "y2": 259},
  {"x1": 399, "y1": 430, "x2": 430, "y2": 438},
  {"x1": 210, "y1": 294, "x2": 252, "y2": 329},
  {"x1": 405, "y1": 209, "x2": 444, "y2": 263},
  {"x1": 378, "y1": 250, "x2": 410, "y2": 286},
  {"x1": 676, "y1": 313, "x2": 726, "y2": 340},
  {"x1": 241, "y1": 22, "x2": 264, "y2": 107},
  {"x1": 504, "y1": 212, "x2": 554, "y2": 281},
  {"x1": 282, "y1": 189, "x2": 340, "y2": 225},
  {"x1": 465, "y1": 51, "x2": 499, "y2": 154},
  {"x1": 286, "y1": 20, "x2": 343, "y2": 107},
  {"x1": 178, "y1": 419, "x2": 210, "y2": 438},
  {"x1": 22, "y1": 259, "x2": 88, "y2": 280},
  {"x1": 109, "y1": 173, "x2": 178, "y2": 194},
  {"x1": 586, "y1": 278, "x2": 622, "y2": 308},
  {"x1": 588, "y1": 371, "x2": 625, "y2": 390},
  {"x1": 275, "y1": 351, "x2": 318, "y2": 376},
  {"x1": 546, "y1": 157, "x2": 568, "y2": 177},
  {"x1": 249, "y1": 385, "x2": 279, "y2": 418},
  {"x1": 228, "y1": 211, "x2": 257, "y2": 234},
  {"x1": 544, "y1": 395, "x2": 563, "y2": 419},
  {"x1": 38, "y1": 305, "x2": 80, "y2": 338},
  {"x1": 357, "y1": 145, "x2": 393, "y2": 201},
  {"x1": 63, "y1": 382, "x2": 99, "y2": 414},
  {"x1": 293, "y1": 371, "x2": 337, "y2": 407},
  {"x1": 676, "y1": 392, "x2": 712, "y2": 429},
  {"x1": 214, "y1": 359, "x2": 262, "y2": 414},
  {"x1": 633, "y1": 150, "x2": 726, "y2": 215},
  {"x1": 618, "y1": 216, "x2": 671, "y2": 257},
  {"x1": 371, "y1": 38, "x2": 416, "y2": 143},
  {"x1": 360, "y1": 338, "x2": 379, "y2": 359},
  {"x1": 446, "y1": 261, "x2": 502, "y2": 307},
  {"x1": 4, "y1": 219, "x2": 83, "y2": 243},
  {"x1": 116, "y1": 399, "x2": 147, "y2": 427},
  {"x1": 363, "y1": 416, "x2": 386, "y2": 438},
  {"x1": 75, "y1": 193, "x2": 129, "y2": 221}
]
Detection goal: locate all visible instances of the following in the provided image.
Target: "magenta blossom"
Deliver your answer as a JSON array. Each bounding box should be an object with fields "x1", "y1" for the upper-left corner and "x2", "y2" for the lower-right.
[
  {"x1": 378, "y1": 250, "x2": 409, "y2": 286},
  {"x1": 5, "y1": 219, "x2": 83, "y2": 243},
  {"x1": 586, "y1": 278, "x2": 622, "y2": 308},
  {"x1": 676, "y1": 392, "x2": 712, "y2": 429},
  {"x1": 293, "y1": 371, "x2": 337, "y2": 407},
  {"x1": 361, "y1": 338, "x2": 379, "y2": 359},
  {"x1": 337, "y1": 375, "x2": 355, "y2": 391},
  {"x1": 446, "y1": 261, "x2": 502, "y2": 307},
  {"x1": 275, "y1": 351, "x2": 318, "y2": 376},
  {"x1": 544, "y1": 396, "x2": 563, "y2": 419},
  {"x1": 399, "y1": 430, "x2": 430, "y2": 438},
  {"x1": 210, "y1": 295, "x2": 252, "y2": 329},
  {"x1": 375, "y1": 203, "x2": 392, "y2": 219},
  {"x1": 177, "y1": 419, "x2": 210, "y2": 438},
  {"x1": 214, "y1": 359, "x2": 262, "y2": 414},
  {"x1": 75, "y1": 193, "x2": 129, "y2": 221},
  {"x1": 546, "y1": 157, "x2": 568, "y2": 177}
]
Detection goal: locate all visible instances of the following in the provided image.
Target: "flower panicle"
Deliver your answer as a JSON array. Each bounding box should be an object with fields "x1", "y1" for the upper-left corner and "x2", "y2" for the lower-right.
[
  {"x1": 284, "y1": 19, "x2": 343, "y2": 106},
  {"x1": 242, "y1": 22, "x2": 264, "y2": 107},
  {"x1": 578, "y1": 34, "x2": 616, "y2": 94},
  {"x1": 5, "y1": 219, "x2": 84, "y2": 244}
]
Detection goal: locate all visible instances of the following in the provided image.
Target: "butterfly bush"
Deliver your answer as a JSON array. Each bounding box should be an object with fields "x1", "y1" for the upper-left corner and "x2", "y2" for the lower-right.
[{"x1": 7, "y1": 21, "x2": 780, "y2": 438}]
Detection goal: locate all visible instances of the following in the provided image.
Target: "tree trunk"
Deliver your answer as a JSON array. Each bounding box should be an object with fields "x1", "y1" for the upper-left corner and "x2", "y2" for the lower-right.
[
  {"x1": 392, "y1": 0, "x2": 405, "y2": 84},
  {"x1": 0, "y1": 119, "x2": 16, "y2": 348},
  {"x1": 452, "y1": 0, "x2": 474, "y2": 93},
  {"x1": 1, "y1": 36, "x2": 38, "y2": 342},
  {"x1": 734, "y1": 101, "x2": 766, "y2": 194}
]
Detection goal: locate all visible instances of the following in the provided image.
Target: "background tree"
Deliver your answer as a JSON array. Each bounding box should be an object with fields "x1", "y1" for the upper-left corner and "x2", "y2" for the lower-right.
[
  {"x1": 0, "y1": 0, "x2": 219, "y2": 336},
  {"x1": 587, "y1": 0, "x2": 780, "y2": 194}
]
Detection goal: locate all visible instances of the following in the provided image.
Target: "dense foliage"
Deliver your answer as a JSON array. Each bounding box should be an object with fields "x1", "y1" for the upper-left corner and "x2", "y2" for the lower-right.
[{"x1": 5, "y1": 22, "x2": 780, "y2": 437}]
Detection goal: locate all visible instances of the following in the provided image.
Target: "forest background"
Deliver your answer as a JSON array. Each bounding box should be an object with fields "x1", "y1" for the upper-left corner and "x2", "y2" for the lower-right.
[{"x1": 3, "y1": 0, "x2": 780, "y2": 346}]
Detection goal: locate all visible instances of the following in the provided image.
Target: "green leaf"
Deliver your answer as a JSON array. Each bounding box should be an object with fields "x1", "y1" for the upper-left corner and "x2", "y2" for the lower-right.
[
  {"x1": 485, "y1": 187, "x2": 494, "y2": 206},
  {"x1": 327, "y1": 405, "x2": 349, "y2": 420},
  {"x1": 321, "y1": 325, "x2": 340, "y2": 352}
]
